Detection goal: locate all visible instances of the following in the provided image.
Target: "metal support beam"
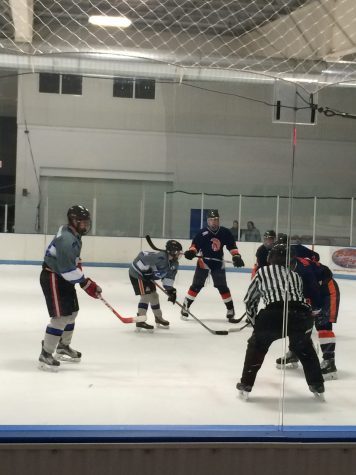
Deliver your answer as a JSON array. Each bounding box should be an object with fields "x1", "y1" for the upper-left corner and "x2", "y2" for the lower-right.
[{"x1": 9, "y1": 0, "x2": 34, "y2": 43}]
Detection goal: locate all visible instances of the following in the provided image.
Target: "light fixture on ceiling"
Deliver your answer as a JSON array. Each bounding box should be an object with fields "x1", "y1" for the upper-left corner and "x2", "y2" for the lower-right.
[{"x1": 88, "y1": 16, "x2": 132, "y2": 28}]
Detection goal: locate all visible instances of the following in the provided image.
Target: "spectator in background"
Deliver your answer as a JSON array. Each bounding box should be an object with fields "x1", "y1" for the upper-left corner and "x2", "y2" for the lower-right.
[
  {"x1": 230, "y1": 220, "x2": 240, "y2": 241},
  {"x1": 244, "y1": 221, "x2": 261, "y2": 242}
]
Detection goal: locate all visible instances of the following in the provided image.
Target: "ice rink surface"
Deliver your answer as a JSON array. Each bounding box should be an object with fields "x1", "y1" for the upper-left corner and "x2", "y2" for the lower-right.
[{"x1": 2, "y1": 264, "x2": 356, "y2": 428}]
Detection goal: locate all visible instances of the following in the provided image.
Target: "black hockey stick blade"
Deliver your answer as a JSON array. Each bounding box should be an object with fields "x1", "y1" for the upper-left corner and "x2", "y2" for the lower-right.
[
  {"x1": 228, "y1": 321, "x2": 251, "y2": 333},
  {"x1": 154, "y1": 281, "x2": 228, "y2": 336},
  {"x1": 145, "y1": 235, "x2": 165, "y2": 252},
  {"x1": 229, "y1": 312, "x2": 246, "y2": 324}
]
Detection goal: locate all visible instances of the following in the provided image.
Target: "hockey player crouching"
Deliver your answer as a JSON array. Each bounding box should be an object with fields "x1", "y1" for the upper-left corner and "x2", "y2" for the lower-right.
[
  {"x1": 39, "y1": 205, "x2": 103, "y2": 371},
  {"x1": 129, "y1": 240, "x2": 182, "y2": 331}
]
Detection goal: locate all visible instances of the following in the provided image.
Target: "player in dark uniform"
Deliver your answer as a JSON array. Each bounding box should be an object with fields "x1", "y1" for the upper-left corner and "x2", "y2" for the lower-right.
[
  {"x1": 129, "y1": 240, "x2": 182, "y2": 331},
  {"x1": 251, "y1": 230, "x2": 276, "y2": 278},
  {"x1": 278, "y1": 233, "x2": 320, "y2": 261},
  {"x1": 276, "y1": 251, "x2": 340, "y2": 380},
  {"x1": 39, "y1": 205, "x2": 102, "y2": 371},
  {"x1": 182, "y1": 209, "x2": 244, "y2": 323}
]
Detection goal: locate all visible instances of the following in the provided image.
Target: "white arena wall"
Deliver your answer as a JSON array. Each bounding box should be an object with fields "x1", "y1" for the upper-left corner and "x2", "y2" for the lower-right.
[{"x1": 0, "y1": 233, "x2": 336, "y2": 271}]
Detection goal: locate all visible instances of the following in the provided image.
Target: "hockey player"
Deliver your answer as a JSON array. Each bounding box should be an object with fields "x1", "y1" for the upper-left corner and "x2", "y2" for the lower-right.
[
  {"x1": 276, "y1": 255, "x2": 339, "y2": 380},
  {"x1": 251, "y1": 229, "x2": 276, "y2": 278},
  {"x1": 236, "y1": 244, "x2": 324, "y2": 400},
  {"x1": 277, "y1": 233, "x2": 320, "y2": 261},
  {"x1": 182, "y1": 209, "x2": 244, "y2": 323},
  {"x1": 129, "y1": 240, "x2": 182, "y2": 330},
  {"x1": 39, "y1": 205, "x2": 102, "y2": 371},
  {"x1": 314, "y1": 263, "x2": 340, "y2": 378}
]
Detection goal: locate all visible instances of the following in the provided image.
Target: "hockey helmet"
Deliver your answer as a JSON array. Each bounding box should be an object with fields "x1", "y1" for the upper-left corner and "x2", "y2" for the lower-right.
[
  {"x1": 67, "y1": 205, "x2": 91, "y2": 235},
  {"x1": 263, "y1": 229, "x2": 276, "y2": 249},
  {"x1": 207, "y1": 209, "x2": 219, "y2": 219},
  {"x1": 277, "y1": 233, "x2": 288, "y2": 244},
  {"x1": 165, "y1": 239, "x2": 183, "y2": 259},
  {"x1": 267, "y1": 243, "x2": 287, "y2": 266}
]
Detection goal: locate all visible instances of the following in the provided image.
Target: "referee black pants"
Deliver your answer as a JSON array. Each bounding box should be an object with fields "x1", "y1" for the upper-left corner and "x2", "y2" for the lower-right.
[{"x1": 240, "y1": 303, "x2": 323, "y2": 389}]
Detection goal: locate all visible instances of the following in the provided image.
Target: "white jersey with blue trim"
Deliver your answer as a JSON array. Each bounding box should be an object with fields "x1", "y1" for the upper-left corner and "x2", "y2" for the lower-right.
[{"x1": 44, "y1": 225, "x2": 85, "y2": 284}]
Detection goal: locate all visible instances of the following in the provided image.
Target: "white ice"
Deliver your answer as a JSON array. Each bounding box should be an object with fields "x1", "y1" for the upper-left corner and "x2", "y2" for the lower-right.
[{"x1": 1, "y1": 265, "x2": 355, "y2": 427}]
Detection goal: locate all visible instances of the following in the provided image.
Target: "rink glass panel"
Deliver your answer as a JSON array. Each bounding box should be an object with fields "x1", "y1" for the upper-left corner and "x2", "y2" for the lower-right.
[
  {"x1": 280, "y1": 197, "x2": 315, "y2": 241},
  {"x1": 314, "y1": 198, "x2": 351, "y2": 247},
  {"x1": 40, "y1": 177, "x2": 94, "y2": 235}
]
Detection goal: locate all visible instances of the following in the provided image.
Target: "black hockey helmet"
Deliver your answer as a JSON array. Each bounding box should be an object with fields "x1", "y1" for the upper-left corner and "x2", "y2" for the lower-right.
[
  {"x1": 264, "y1": 230, "x2": 276, "y2": 239},
  {"x1": 67, "y1": 205, "x2": 91, "y2": 235},
  {"x1": 263, "y1": 230, "x2": 276, "y2": 249},
  {"x1": 267, "y1": 243, "x2": 287, "y2": 266},
  {"x1": 277, "y1": 233, "x2": 288, "y2": 244},
  {"x1": 207, "y1": 209, "x2": 219, "y2": 219},
  {"x1": 166, "y1": 239, "x2": 183, "y2": 258}
]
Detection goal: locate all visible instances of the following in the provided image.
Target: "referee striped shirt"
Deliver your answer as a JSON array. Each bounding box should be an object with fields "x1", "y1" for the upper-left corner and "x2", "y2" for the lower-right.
[{"x1": 244, "y1": 264, "x2": 306, "y2": 319}]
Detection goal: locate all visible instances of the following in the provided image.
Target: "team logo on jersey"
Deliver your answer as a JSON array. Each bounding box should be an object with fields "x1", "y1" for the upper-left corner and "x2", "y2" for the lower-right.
[{"x1": 211, "y1": 238, "x2": 221, "y2": 251}]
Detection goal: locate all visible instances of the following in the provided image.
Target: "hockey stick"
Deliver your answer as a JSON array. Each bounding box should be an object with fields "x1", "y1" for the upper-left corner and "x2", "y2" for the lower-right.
[
  {"x1": 145, "y1": 235, "x2": 165, "y2": 252},
  {"x1": 230, "y1": 312, "x2": 246, "y2": 324},
  {"x1": 154, "y1": 281, "x2": 228, "y2": 336},
  {"x1": 228, "y1": 321, "x2": 251, "y2": 333},
  {"x1": 99, "y1": 295, "x2": 145, "y2": 324},
  {"x1": 229, "y1": 313, "x2": 255, "y2": 333},
  {"x1": 145, "y1": 235, "x2": 233, "y2": 264}
]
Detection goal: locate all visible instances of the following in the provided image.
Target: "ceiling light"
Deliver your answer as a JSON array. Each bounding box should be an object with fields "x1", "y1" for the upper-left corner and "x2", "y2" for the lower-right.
[{"x1": 88, "y1": 16, "x2": 132, "y2": 28}]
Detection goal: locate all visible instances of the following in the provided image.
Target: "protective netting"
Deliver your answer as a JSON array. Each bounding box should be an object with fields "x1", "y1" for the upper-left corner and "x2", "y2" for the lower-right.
[{"x1": 0, "y1": 0, "x2": 356, "y2": 90}]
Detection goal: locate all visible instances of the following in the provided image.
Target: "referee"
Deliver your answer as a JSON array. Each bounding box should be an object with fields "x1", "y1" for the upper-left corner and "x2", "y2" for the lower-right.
[{"x1": 236, "y1": 243, "x2": 324, "y2": 399}]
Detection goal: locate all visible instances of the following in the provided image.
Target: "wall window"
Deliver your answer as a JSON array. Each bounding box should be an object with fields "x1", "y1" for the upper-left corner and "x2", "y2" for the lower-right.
[
  {"x1": 39, "y1": 73, "x2": 82, "y2": 95},
  {"x1": 113, "y1": 78, "x2": 155, "y2": 99},
  {"x1": 113, "y1": 78, "x2": 134, "y2": 98},
  {"x1": 135, "y1": 79, "x2": 155, "y2": 99},
  {"x1": 62, "y1": 74, "x2": 82, "y2": 95},
  {"x1": 39, "y1": 73, "x2": 60, "y2": 93}
]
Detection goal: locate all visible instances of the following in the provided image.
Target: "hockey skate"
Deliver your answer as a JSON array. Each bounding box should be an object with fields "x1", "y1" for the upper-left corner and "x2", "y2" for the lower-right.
[
  {"x1": 136, "y1": 321, "x2": 154, "y2": 332},
  {"x1": 155, "y1": 316, "x2": 170, "y2": 329},
  {"x1": 180, "y1": 299, "x2": 189, "y2": 321},
  {"x1": 38, "y1": 341, "x2": 60, "y2": 372},
  {"x1": 309, "y1": 383, "x2": 325, "y2": 401},
  {"x1": 236, "y1": 382, "x2": 252, "y2": 401},
  {"x1": 55, "y1": 341, "x2": 82, "y2": 362},
  {"x1": 321, "y1": 359, "x2": 337, "y2": 380},
  {"x1": 276, "y1": 351, "x2": 299, "y2": 369}
]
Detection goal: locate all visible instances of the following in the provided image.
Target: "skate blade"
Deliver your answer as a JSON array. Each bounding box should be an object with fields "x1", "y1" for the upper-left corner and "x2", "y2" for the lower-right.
[
  {"x1": 238, "y1": 390, "x2": 250, "y2": 401},
  {"x1": 135, "y1": 327, "x2": 154, "y2": 333},
  {"x1": 313, "y1": 392, "x2": 326, "y2": 402},
  {"x1": 38, "y1": 361, "x2": 60, "y2": 373},
  {"x1": 322, "y1": 372, "x2": 337, "y2": 381},
  {"x1": 55, "y1": 354, "x2": 81, "y2": 363},
  {"x1": 276, "y1": 362, "x2": 299, "y2": 370},
  {"x1": 155, "y1": 323, "x2": 170, "y2": 329},
  {"x1": 180, "y1": 315, "x2": 189, "y2": 321}
]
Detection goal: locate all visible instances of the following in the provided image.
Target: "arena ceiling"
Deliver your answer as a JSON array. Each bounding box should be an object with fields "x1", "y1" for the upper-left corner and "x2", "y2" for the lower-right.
[{"x1": 0, "y1": 1, "x2": 355, "y2": 87}]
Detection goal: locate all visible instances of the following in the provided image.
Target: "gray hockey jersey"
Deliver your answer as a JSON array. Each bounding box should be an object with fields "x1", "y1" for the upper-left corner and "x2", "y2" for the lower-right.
[
  {"x1": 129, "y1": 251, "x2": 178, "y2": 288},
  {"x1": 44, "y1": 225, "x2": 85, "y2": 284}
]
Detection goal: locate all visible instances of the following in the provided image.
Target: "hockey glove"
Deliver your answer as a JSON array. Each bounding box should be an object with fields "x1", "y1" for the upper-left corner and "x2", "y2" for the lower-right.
[
  {"x1": 184, "y1": 249, "x2": 196, "y2": 260},
  {"x1": 232, "y1": 254, "x2": 245, "y2": 267},
  {"x1": 142, "y1": 268, "x2": 154, "y2": 280},
  {"x1": 80, "y1": 278, "x2": 102, "y2": 299},
  {"x1": 166, "y1": 287, "x2": 177, "y2": 304}
]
